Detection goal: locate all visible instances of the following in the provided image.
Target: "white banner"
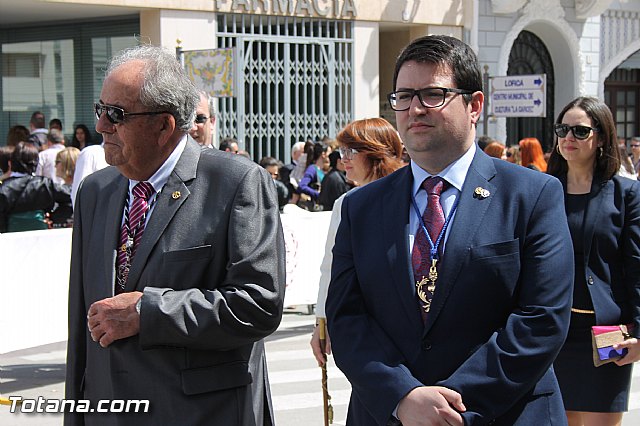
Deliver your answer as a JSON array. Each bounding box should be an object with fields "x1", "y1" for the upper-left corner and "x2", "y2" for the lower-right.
[{"x1": 0, "y1": 209, "x2": 330, "y2": 353}]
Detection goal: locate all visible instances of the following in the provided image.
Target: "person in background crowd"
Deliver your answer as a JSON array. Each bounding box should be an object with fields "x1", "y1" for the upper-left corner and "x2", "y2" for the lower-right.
[
  {"x1": 297, "y1": 141, "x2": 330, "y2": 209},
  {"x1": 483, "y1": 141, "x2": 506, "y2": 159},
  {"x1": 317, "y1": 150, "x2": 351, "y2": 211},
  {"x1": 6, "y1": 125, "x2": 30, "y2": 147},
  {"x1": 237, "y1": 149, "x2": 251, "y2": 159},
  {"x1": 506, "y1": 144, "x2": 521, "y2": 165},
  {"x1": 326, "y1": 34, "x2": 573, "y2": 426},
  {"x1": 311, "y1": 116, "x2": 404, "y2": 366},
  {"x1": 36, "y1": 128, "x2": 66, "y2": 184},
  {"x1": 519, "y1": 137, "x2": 547, "y2": 172},
  {"x1": 190, "y1": 91, "x2": 216, "y2": 148},
  {"x1": 49, "y1": 147, "x2": 80, "y2": 228},
  {"x1": 0, "y1": 142, "x2": 71, "y2": 232},
  {"x1": 49, "y1": 118, "x2": 63, "y2": 132},
  {"x1": 28, "y1": 111, "x2": 48, "y2": 151},
  {"x1": 65, "y1": 45, "x2": 285, "y2": 426},
  {"x1": 259, "y1": 156, "x2": 289, "y2": 210},
  {"x1": 70, "y1": 124, "x2": 93, "y2": 150},
  {"x1": 0, "y1": 146, "x2": 14, "y2": 182},
  {"x1": 630, "y1": 137, "x2": 640, "y2": 175},
  {"x1": 617, "y1": 145, "x2": 637, "y2": 180},
  {"x1": 548, "y1": 96, "x2": 640, "y2": 426},
  {"x1": 476, "y1": 135, "x2": 495, "y2": 151},
  {"x1": 71, "y1": 139, "x2": 108, "y2": 208},
  {"x1": 280, "y1": 141, "x2": 306, "y2": 204},
  {"x1": 219, "y1": 137, "x2": 239, "y2": 153}
]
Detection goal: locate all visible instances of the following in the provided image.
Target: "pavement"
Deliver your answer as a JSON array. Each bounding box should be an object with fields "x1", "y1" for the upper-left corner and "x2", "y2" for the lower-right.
[{"x1": 1, "y1": 309, "x2": 639, "y2": 425}]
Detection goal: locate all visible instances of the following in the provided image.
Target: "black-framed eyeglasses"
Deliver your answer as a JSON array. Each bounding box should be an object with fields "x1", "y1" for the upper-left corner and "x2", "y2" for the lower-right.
[
  {"x1": 338, "y1": 147, "x2": 358, "y2": 160},
  {"x1": 194, "y1": 114, "x2": 209, "y2": 124},
  {"x1": 387, "y1": 87, "x2": 475, "y2": 111},
  {"x1": 94, "y1": 102, "x2": 171, "y2": 125},
  {"x1": 554, "y1": 123, "x2": 599, "y2": 140}
]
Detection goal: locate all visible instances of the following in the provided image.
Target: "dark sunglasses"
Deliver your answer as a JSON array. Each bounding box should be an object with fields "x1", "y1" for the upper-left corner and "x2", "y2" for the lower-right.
[
  {"x1": 194, "y1": 114, "x2": 209, "y2": 124},
  {"x1": 94, "y1": 102, "x2": 171, "y2": 124},
  {"x1": 631, "y1": 144, "x2": 640, "y2": 148},
  {"x1": 554, "y1": 123, "x2": 598, "y2": 140}
]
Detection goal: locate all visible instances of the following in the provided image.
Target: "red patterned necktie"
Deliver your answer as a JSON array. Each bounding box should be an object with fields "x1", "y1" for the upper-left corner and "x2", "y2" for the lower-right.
[
  {"x1": 412, "y1": 176, "x2": 447, "y2": 321},
  {"x1": 116, "y1": 181, "x2": 154, "y2": 294}
]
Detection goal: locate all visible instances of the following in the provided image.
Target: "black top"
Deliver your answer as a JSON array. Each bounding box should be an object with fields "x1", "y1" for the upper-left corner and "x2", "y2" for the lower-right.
[
  {"x1": 565, "y1": 192, "x2": 594, "y2": 311},
  {"x1": 318, "y1": 168, "x2": 351, "y2": 211}
]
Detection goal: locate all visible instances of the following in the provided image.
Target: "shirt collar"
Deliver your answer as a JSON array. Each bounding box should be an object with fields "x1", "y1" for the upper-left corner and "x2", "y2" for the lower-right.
[
  {"x1": 128, "y1": 135, "x2": 187, "y2": 194},
  {"x1": 411, "y1": 142, "x2": 476, "y2": 196}
]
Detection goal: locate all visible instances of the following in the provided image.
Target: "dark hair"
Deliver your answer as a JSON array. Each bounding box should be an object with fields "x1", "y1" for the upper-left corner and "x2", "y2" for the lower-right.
[
  {"x1": 0, "y1": 146, "x2": 14, "y2": 173},
  {"x1": 304, "y1": 141, "x2": 328, "y2": 169},
  {"x1": 219, "y1": 137, "x2": 238, "y2": 152},
  {"x1": 477, "y1": 135, "x2": 495, "y2": 151},
  {"x1": 337, "y1": 117, "x2": 404, "y2": 181},
  {"x1": 30, "y1": 111, "x2": 46, "y2": 129},
  {"x1": 547, "y1": 96, "x2": 620, "y2": 180},
  {"x1": 6, "y1": 125, "x2": 30, "y2": 147},
  {"x1": 10, "y1": 141, "x2": 39, "y2": 174},
  {"x1": 328, "y1": 150, "x2": 341, "y2": 169},
  {"x1": 259, "y1": 156, "x2": 280, "y2": 169},
  {"x1": 393, "y1": 35, "x2": 482, "y2": 104},
  {"x1": 49, "y1": 118, "x2": 63, "y2": 130},
  {"x1": 71, "y1": 124, "x2": 94, "y2": 148}
]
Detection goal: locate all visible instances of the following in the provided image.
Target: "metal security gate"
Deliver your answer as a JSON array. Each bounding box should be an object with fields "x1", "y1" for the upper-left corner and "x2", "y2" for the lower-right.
[
  {"x1": 216, "y1": 14, "x2": 353, "y2": 162},
  {"x1": 507, "y1": 30, "x2": 555, "y2": 151}
]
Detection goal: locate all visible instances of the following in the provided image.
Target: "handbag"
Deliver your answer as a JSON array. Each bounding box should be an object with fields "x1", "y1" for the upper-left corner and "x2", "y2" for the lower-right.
[{"x1": 591, "y1": 324, "x2": 635, "y2": 367}]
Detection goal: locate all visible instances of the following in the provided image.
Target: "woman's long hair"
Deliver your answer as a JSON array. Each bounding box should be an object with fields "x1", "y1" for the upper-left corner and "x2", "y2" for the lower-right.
[
  {"x1": 10, "y1": 142, "x2": 39, "y2": 174},
  {"x1": 547, "y1": 96, "x2": 620, "y2": 180},
  {"x1": 337, "y1": 118, "x2": 405, "y2": 181},
  {"x1": 519, "y1": 138, "x2": 547, "y2": 172}
]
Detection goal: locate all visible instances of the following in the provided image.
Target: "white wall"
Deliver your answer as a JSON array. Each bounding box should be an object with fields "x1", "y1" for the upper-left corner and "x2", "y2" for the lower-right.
[{"x1": 353, "y1": 21, "x2": 380, "y2": 120}]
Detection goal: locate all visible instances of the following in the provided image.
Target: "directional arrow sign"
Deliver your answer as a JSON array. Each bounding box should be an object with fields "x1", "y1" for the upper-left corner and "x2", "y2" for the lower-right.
[{"x1": 489, "y1": 74, "x2": 546, "y2": 118}]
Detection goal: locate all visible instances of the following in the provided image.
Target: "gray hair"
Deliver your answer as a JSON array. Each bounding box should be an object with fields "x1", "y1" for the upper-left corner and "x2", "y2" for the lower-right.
[
  {"x1": 47, "y1": 128, "x2": 65, "y2": 144},
  {"x1": 106, "y1": 45, "x2": 199, "y2": 132},
  {"x1": 199, "y1": 90, "x2": 216, "y2": 117}
]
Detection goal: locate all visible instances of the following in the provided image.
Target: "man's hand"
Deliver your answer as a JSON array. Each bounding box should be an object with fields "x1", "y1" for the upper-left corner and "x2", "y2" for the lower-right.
[
  {"x1": 397, "y1": 386, "x2": 465, "y2": 426},
  {"x1": 87, "y1": 291, "x2": 143, "y2": 348}
]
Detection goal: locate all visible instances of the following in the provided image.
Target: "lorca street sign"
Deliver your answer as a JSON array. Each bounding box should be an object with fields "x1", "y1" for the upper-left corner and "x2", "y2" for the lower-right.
[{"x1": 490, "y1": 74, "x2": 546, "y2": 118}]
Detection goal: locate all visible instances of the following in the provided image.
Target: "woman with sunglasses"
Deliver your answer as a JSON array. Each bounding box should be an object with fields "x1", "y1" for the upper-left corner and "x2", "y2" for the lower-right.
[
  {"x1": 547, "y1": 96, "x2": 640, "y2": 426},
  {"x1": 310, "y1": 117, "x2": 405, "y2": 366}
]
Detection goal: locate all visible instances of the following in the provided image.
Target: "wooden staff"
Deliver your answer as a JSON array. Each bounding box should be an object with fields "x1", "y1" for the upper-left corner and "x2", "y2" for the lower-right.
[{"x1": 318, "y1": 318, "x2": 333, "y2": 425}]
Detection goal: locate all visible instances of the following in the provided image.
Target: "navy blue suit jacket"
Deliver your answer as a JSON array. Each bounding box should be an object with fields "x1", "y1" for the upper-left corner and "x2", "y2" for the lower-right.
[
  {"x1": 559, "y1": 174, "x2": 640, "y2": 333},
  {"x1": 326, "y1": 149, "x2": 574, "y2": 425}
]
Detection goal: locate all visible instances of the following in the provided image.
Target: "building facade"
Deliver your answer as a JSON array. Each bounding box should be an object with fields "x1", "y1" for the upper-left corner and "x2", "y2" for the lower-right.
[{"x1": 1, "y1": 0, "x2": 639, "y2": 160}]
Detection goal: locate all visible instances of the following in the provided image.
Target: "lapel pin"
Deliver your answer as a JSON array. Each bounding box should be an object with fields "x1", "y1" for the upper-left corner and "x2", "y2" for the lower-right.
[
  {"x1": 474, "y1": 187, "x2": 490, "y2": 199},
  {"x1": 171, "y1": 191, "x2": 181, "y2": 200}
]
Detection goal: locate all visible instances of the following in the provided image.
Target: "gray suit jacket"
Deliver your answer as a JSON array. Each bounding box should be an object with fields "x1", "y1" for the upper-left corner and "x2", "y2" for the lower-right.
[{"x1": 65, "y1": 138, "x2": 286, "y2": 425}]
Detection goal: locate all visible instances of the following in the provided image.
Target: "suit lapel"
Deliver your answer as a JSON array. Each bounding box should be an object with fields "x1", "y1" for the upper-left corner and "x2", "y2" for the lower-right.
[
  {"x1": 582, "y1": 177, "x2": 608, "y2": 266},
  {"x1": 383, "y1": 167, "x2": 424, "y2": 331},
  {"x1": 125, "y1": 139, "x2": 201, "y2": 292},
  {"x1": 104, "y1": 176, "x2": 129, "y2": 297},
  {"x1": 423, "y1": 151, "x2": 497, "y2": 335}
]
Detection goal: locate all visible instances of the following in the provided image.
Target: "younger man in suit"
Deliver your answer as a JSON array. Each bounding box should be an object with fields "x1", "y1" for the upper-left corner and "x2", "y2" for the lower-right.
[
  {"x1": 326, "y1": 35, "x2": 574, "y2": 425},
  {"x1": 65, "y1": 45, "x2": 285, "y2": 426}
]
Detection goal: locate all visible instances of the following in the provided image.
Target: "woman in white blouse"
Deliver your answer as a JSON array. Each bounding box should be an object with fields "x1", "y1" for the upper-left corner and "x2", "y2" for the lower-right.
[{"x1": 310, "y1": 117, "x2": 405, "y2": 365}]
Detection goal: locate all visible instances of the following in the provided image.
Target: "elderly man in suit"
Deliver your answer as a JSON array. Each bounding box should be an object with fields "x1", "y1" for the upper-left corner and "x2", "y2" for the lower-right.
[
  {"x1": 65, "y1": 45, "x2": 285, "y2": 426},
  {"x1": 326, "y1": 35, "x2": 574, "y2": 426}
]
